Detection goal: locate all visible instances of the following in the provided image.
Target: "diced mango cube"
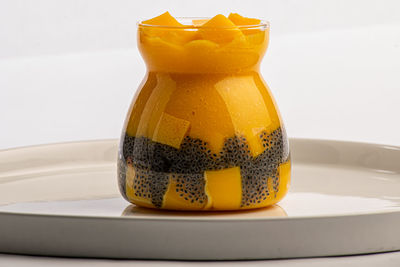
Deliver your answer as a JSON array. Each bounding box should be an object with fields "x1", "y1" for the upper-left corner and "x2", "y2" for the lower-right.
[
  {"x1": 152, "y1": 112, "x2": 190, "y2": 149},
  {"x1": 205, "y1": 167, "x2": 242, "y2": 210},
  {"x1": 277, "y1": 160, "x2": 291, "y2": 195},
  {"x1": 141, "y1": 12, "x2": 198, "y2": 45},
  {"x1": 228, "y1": 13, "x2": 263, "y2": 35},
  {"x1": 192, "y1": 19, "x2": 209, "y2": 27},
  {"x1": 228, "y1": 13, "x2": 261, "y2": 26},
  {"x1": 142, "y1": 11, "x2": 184, "y2": 27},
  {"x1": 199, "y1": 14, "x2": 244, "y2": 44}
]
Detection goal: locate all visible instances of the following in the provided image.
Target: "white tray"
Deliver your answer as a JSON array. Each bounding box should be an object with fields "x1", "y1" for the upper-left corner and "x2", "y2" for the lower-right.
[{"x1": 0, "y1": 139, "x2": 399, "y2": 260}]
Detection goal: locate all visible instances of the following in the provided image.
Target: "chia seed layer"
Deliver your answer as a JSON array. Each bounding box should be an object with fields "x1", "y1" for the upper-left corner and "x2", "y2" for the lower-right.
[{"x1": 118, "y1": 127, "x2": 289, "y2": 208}]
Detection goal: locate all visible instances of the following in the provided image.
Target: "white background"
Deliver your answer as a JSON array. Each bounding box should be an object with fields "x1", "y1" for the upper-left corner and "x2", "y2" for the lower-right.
[
  {"x1": 1, "y1": 0, "x2": 400, "y2": 150},
  {"x1": 0, "y1": 0, "x2": 400, "y2": 265}
]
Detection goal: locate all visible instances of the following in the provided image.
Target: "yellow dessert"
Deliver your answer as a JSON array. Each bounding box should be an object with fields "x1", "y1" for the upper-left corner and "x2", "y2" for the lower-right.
[{"x1": 118, "y1": 12, "x2": 290, "y2": 210}]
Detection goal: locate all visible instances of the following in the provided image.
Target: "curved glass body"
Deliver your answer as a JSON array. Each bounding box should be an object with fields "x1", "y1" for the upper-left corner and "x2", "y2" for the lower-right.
[{"x1": 118, "y1": 19, "x2": 291, "y2": 210}]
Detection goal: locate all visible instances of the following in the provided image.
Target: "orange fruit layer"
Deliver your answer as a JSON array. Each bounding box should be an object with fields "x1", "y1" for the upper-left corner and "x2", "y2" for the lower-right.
[{"x1": 138, "y1": 12, "x2": 269, "y2": 73}]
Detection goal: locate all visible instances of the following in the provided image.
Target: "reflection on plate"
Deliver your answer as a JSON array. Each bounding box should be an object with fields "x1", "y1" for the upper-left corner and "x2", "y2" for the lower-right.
[{"x1": 121, "y1": 204, "x2": 288, "y2": 218}]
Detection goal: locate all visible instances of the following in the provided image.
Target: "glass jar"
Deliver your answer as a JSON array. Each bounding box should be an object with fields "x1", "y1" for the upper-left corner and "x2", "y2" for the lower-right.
[{"x1": 118, "y1": 18, "x2": 291, "y2": 210}]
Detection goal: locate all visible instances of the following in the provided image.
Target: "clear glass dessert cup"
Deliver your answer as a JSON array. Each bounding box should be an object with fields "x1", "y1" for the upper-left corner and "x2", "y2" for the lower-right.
[{"x1": 118, "y1": 18, "x2": 291, "y2": 211}]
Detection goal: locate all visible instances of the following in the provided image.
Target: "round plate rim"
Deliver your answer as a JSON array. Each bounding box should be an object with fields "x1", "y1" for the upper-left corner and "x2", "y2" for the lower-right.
[{"x1": 0, "y1": 138, "x2": 399, "y2": 221}]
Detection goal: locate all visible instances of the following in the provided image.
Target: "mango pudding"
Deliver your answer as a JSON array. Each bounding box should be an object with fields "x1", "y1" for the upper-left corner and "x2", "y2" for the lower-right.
[{"x1": 118, "y1": 12, "x2": 291, "y2": 210}]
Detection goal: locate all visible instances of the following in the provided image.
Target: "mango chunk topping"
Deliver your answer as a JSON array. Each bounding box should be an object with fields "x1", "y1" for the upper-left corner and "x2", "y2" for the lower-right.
[
  {"x1": 138, "y1": 12, "x2": 267, "y2": 72},
  {"x1": 142, "y1": 11, "x2": 184, "y2": 27},
  {"x1": 192, "y1": 19, "x2": 209, "y2": 27},
  {"x1": 228, "y1": 13, "x2": 261, "y2": 26},
  {"x1": 199, "y1": 14, "x2": 244, "y2": 44}
]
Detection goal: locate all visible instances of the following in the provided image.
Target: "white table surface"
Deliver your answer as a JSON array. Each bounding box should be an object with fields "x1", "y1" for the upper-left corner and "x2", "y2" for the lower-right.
[{"x1": 1, "y1": 6, "x2": 400, "y2": 265}]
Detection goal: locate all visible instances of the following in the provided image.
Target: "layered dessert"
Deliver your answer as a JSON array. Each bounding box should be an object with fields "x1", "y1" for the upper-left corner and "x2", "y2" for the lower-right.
[{"x1": 118, "y1": 12, "x2": 290, "y2": 210}]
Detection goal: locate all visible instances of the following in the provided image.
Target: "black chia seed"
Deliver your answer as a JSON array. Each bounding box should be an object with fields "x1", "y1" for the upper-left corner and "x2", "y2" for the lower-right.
[{"x1": 118, "y1": 126, "x2": 290, "y2": 208}]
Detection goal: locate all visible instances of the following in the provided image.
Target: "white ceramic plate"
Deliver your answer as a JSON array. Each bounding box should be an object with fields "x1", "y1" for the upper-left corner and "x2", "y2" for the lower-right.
[{"x1": 0, "y1": 139, "x2": 399, "y2": 260}]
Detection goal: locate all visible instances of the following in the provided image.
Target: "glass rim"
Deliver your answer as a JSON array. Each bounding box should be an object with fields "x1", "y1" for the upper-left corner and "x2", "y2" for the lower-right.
[{"x1": 137, "y1": 17, "x2": 269, "y2": 30}]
